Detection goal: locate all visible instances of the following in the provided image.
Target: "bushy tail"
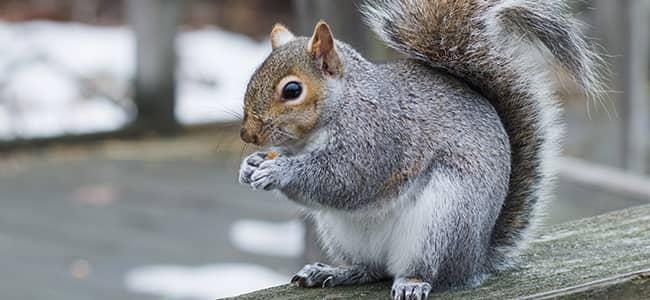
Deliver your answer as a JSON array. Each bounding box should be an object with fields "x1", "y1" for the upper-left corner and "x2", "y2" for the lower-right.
[{"x1": 363, "y1": 0, "x2": 603, "y2": 268}]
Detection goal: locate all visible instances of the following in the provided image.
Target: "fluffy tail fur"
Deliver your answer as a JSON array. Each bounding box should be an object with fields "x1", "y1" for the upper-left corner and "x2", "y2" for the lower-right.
[{"x1": 363, "y1": 0, "x2": 603, "y2": 267}]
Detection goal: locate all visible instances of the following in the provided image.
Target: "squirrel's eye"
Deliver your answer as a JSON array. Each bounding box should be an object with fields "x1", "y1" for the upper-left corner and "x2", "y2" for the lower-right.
[{"x1": 281, "y1": 81, "x2": 302, "y2": 100}]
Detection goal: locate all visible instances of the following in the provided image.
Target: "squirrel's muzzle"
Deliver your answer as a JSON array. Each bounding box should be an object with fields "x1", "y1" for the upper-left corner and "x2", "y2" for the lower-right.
[{"x1": 240, "y1": 127, "x2": 259, "y2": 145}]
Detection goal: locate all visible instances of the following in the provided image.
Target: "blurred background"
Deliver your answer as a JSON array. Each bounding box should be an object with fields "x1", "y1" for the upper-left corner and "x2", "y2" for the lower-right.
[{"x1": 0, "y1": 0, "x2": 648, "y2": 299}]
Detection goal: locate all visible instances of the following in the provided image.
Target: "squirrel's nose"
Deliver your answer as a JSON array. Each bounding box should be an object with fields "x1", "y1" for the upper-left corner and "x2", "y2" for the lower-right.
[{"x1": 240, "y1": 128, "x2": 258, "y2": 145}]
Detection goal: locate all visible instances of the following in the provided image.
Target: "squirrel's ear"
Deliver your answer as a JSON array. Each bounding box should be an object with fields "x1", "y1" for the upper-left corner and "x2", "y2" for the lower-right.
[
  {"x1": 309, "y1": 21, "x2": 342, "y2": 76},
  {"x1": 271, "y1": 23, "x2": 295, "y2": 50}
]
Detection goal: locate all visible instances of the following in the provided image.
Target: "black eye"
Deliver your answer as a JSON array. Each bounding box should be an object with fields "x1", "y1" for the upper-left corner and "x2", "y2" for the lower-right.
[{"x1": 281, "y1": 81, "x2": 302, "y2": 100}]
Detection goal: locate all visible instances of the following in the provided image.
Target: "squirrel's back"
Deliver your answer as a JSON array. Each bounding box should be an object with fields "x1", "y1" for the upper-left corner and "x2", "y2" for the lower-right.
[{"x1": 363, "y1": 0, "x2": 603, "y2": 268}]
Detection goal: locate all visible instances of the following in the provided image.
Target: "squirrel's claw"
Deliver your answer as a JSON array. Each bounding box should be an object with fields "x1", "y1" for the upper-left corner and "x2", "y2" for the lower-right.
[
  {"x1": 322, "y1": 276, "x2": 334, "y2": 288},
  {"x1": 290, "y1": 274, "x2": 307, "y2": 287},
  {"x1": 246, "y1": 152, "x2": 267, "y2": 167},
  {"x1": 290, "y1": 274, "x2": 300, "y2": 284},
  {"x1": 250, "y1": 173, "x2": 274, "y2": 190},
  {"x1": 391, "y1": 277, "x2": 431, "y2": 300}
]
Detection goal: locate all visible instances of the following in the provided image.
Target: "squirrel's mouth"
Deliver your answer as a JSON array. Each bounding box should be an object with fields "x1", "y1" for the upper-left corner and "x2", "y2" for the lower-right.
[
  {"x1": 240, "y1": 118, "x2": 304, "y2": 147},
  {"x1": 240, "y1": 128, "x2": 287, "y2": 147},
  {"x1": 240, "y1": 118, "x2": 270, "y2": 146}
]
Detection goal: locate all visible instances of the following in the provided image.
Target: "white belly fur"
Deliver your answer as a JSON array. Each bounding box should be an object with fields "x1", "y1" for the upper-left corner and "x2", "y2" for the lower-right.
[{"x1": 313, "y1": 174, "x2": 458, "y2": 276}]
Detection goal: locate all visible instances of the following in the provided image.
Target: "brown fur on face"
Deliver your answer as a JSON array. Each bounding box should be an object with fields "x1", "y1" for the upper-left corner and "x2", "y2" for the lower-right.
[
  {"x1": 241, "y1": 64, "x2": 325, "y2": 146},
  {"x1": 241, "y1": 22, "x2": 341, "y2": 147}
]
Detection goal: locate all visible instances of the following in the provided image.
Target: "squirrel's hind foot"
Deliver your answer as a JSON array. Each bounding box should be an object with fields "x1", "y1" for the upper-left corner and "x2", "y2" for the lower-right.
[
  {"x1": 391, "y1": 277, "x2": 432, "y2": 300},
  {"x1": 290, "y1": 263, "x2": 385, "y2": 288},
  {"x1": 291, "y1": 263, "x2": 336, "y2": 288}
]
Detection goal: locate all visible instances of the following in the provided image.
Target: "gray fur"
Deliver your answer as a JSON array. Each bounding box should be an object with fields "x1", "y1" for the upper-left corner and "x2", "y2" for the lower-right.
[
  {"x1": 362, "y1": 0, "x2": 603, "y2": 269},
  {"x1": 239, "y1": 0, "x2": 602, "y2": 298},
  {"x1": 242, "y1": 45, "x2": 511, "y2": 291}
]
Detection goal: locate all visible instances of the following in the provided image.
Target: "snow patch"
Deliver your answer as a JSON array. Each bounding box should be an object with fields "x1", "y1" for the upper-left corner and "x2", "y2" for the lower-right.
[
  {"x1": 1, "y1": 62, "x2": 128, "y2": 138},
  {"x1": 0, "y1": 21, "x2": 270, "y2": 140},
  {"x1": 125, "y1": 263, "x2": 287, "y2": 299},
  {"x1": 176, "y1": 28, "x2": 269, "y2": 124},
  {"x1": 229, "y1": 219, "x2": 305, "y2": 257}
]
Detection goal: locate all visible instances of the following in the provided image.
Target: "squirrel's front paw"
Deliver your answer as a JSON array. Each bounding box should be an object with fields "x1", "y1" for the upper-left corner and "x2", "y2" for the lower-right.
[
  {"x1": 239, "y1": 152, "x2": 267, "y2": 185},
  {"x1": 249, "y1": 158, "x2": 287, "y2": 191},
  {"x1": 239, "y1": 152, "x2": 287, "y2": 191}
]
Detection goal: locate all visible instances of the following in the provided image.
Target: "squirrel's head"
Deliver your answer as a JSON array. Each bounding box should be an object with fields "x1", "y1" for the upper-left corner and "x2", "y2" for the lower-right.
[{"x1": 241, "y1": 21, "x2": 343, "y2": 147}]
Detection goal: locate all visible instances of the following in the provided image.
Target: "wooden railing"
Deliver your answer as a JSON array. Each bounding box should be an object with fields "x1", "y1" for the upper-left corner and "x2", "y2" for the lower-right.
[{"x1": 229, "y1": 204, "x2": 650, "y2": 299}]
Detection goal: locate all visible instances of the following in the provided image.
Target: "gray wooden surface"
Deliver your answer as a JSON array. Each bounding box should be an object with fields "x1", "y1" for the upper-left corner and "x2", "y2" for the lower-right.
[{"x1": 232, "y1": 204, "x2": 650, "y2": 300}]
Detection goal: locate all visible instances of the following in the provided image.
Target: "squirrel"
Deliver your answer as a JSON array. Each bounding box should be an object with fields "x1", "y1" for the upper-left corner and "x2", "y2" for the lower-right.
[{"x1": 238, "y1": 0, "x2": 602, "y2": 299}]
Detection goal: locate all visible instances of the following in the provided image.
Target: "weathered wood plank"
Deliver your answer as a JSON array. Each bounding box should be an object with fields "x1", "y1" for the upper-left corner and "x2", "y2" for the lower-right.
[
  {"x1": 230, "y1": 204, "x2": 650, "y2": 299},
  {"x1": 524, "y1": 270, "x2": 650, "y2": 299}
]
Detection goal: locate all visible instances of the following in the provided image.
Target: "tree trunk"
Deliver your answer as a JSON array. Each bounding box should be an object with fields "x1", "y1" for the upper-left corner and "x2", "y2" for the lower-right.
[{"x1": 127, "y1": 0, "x2": 180, "y2": 133}]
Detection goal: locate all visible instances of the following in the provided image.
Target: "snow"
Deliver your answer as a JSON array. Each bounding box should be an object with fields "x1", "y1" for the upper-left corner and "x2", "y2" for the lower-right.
[
  {"x1": 1, "y1": 62, "x2": 128, "y2": 137},
  {"x1": 229, "y1": 219, "x2": 305, "y2": 257},
  {"x1": 125, "y1": 263, "x2": 287, "y2": 299},
  {"x1": 0, "y1": 21, "x2": 270, "y2": 140},
  {"x1": 176, "y1": 28, "x2": 269, "y2": 124},
  {"x1": 123, "y1": 219, "x2": 305, "y2": 298},
  {"x1": 16, "y1": 21, "x2": 135, "y2": 78}
]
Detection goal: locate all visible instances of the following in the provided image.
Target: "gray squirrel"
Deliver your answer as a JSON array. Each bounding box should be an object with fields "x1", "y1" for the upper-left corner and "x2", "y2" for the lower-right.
[{"x1": 238, "y1": 0, "x2": 603, "y2": 299}]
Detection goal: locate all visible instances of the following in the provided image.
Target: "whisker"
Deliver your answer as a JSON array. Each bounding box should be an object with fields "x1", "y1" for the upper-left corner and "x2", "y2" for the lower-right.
[
  {"x1": 189, "y1": 102, "x2": 245, "y2": 121},
  {"x1": 241, "y1": 143, "x2": 249, "y2": 161},
  {"x1": 234, "y1": 142, "x2": 249, "y2": 172},
  {"x1": 585, "y1": 96, "x2": 592, "y2": 120},
  {"x1": 223, "y1": 110, "x2": 244, "y2": 120},
  {"x1": 272, "y1": 128, "x2": 300, "y2": 143}
]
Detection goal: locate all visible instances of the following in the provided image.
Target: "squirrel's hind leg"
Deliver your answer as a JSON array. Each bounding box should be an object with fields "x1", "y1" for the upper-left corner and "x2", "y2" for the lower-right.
[{"x1": 290, "y1": 263, "x2": 386, "y2": 288}]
